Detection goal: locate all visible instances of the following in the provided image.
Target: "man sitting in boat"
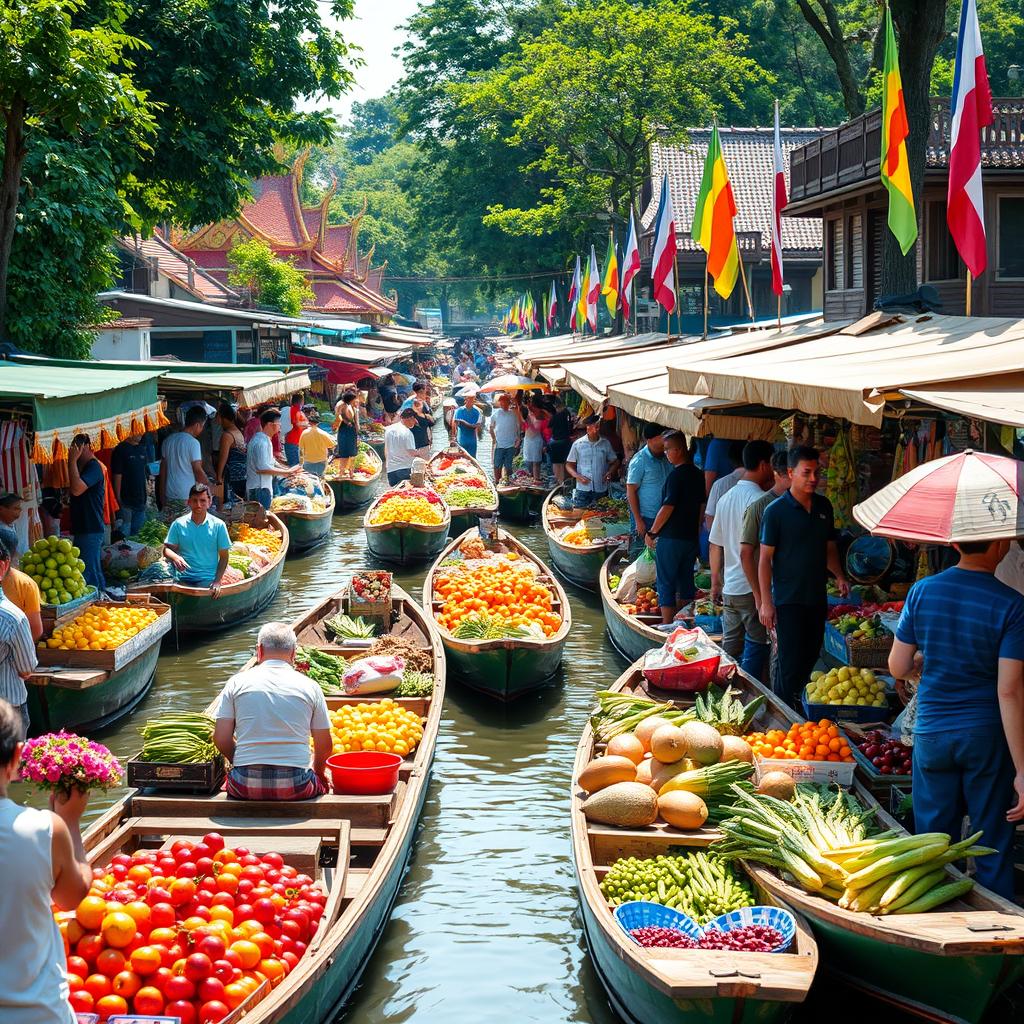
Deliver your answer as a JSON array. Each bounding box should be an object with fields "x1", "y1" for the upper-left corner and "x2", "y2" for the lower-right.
[
  {"x1": 213, "y1": 622, "x2": 332, "y2": 800},
  {"x1": 163, "y1": 484, "x2": 231, "y2": 596}
]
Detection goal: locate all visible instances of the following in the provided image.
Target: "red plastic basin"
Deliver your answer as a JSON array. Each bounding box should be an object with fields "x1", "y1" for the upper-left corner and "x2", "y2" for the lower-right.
[{"x1": 327, "y1": 751, "x2": 402, "y2": 794}]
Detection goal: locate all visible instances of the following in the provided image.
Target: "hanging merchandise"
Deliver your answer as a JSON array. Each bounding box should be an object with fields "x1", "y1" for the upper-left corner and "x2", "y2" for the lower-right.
[{"x1": 825, "y1": 427, "x2": 857, "y2": 528}]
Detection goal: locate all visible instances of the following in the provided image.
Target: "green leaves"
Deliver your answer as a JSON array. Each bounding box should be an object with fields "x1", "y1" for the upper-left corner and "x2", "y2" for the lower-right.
[{"x1": 226, "y1": 239, "x2": 314, "y2": 318}]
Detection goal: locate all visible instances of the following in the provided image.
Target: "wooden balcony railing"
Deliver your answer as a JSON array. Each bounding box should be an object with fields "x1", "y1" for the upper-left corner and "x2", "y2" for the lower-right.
[{"x1": 788, "y1": 97, "x2": 1024, "y2": 204}]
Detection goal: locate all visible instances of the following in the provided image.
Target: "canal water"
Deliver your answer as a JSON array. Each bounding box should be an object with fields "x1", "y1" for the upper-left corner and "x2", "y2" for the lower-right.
[{"x1": 42, "y1": 429, "x2": 1005, "y2": 1024}]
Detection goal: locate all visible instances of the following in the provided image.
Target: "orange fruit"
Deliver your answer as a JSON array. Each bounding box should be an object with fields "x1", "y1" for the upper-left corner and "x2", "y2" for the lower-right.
[
  {"x1": 76, "y1": 894, "x2": 108, "y2": 931},
  {"x1": 100, "y1": 911, "x2": 137, "y2": 949}
]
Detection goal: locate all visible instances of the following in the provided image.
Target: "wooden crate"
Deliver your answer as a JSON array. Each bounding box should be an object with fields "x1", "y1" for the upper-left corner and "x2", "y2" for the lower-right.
[
  {"x1": 36, "y1": 597, "x2": 172, "y2": 671},
  {"x1": 127, "y1": 753, "x2": 225, "y2": 793},
  {"x1": 40, "y1": 587, "x2": 99, "y2": 634}
]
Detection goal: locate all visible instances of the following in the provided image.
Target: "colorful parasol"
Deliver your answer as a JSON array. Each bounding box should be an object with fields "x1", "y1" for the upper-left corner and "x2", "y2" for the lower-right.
[
  {"x1": 478, "y1": 374, "x2": 546, "y2": 394},
  {"x1": 852, "y1": 450, "x2": 1024, "y2": 544}
]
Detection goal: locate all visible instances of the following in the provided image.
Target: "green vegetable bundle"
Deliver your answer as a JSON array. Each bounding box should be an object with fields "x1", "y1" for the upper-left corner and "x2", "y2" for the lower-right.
[
  {"x1": 326, "y1": 613, "x2": 376, "y2": 639},
  {"x1": 394, "y1": 670, "x2": 434, "y2": 697},
  {"x1": 295, "y1": 646, "x2": 349, "y2": 694},
  {"x1": 443, "y1": 486, "x2": 495, "y2": 509},
  {"x1": 451, "y1": 614, "x2": 537, "y2": 640},
  {"x1": 656, "y1": 759, "x2": 755, "y2": 800},
  {"x1": 139, "y1": 713, "x2": 219, "y2": 764},
  {"x1": 132, "y1": 519, "x2": 169, "y2": 546},
  {"x1": 692, "y1": 685, "x2": 766, "y2": 735},
  {"x1": 600, "y1": 850, "x2": 756, "y2": 923},
  {"x1": 590, "y1": 691, "x2": 694, "y2": 743}
]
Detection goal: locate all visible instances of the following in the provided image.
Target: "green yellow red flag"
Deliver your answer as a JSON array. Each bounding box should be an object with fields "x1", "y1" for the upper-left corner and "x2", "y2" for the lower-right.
[
  {"x1": 578, "y1": 258, "x2": 590, "y2": 331},
  {"x1": 692, "y1": 125, "x2": 739, "y2": 299},
  {"x1": 601, "y1": 235, "x2": 619, "y2": 317},
  {"x1": 881, "y1": 5, "x2": 918, "y2": 255}
]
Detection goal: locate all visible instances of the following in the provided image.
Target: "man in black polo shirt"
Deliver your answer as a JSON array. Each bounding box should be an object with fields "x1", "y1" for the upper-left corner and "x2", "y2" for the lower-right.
[{"x1": 758, "y1": 446, "x2": 849, "y2": 704}]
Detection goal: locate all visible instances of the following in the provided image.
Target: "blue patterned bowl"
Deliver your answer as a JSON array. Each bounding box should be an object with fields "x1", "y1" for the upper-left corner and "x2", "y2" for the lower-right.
[
  {"x1": 703, "y1": 905, "x2": 796, "y2": 952},
  {"x1": 613, "y1": 901, "x2": 703, "y2": 945}
]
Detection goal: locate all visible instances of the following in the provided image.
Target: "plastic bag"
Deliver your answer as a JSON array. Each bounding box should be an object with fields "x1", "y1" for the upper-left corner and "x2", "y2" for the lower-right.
[
  {"x1": 615, "y1": 558, "x2": 639, "y2": 604},
  {"x1": 342, "y1": 655, "x2": 405, "y2": 696},
  {"x1": 102, "y1": 539, "x2": 163, "y2": 572},
  {"x1": 641, "y1": 626, "x2": 721, "y2": 691},
  {"x1": 635, "y1": 546, "x2": 656, "y2": 585}
]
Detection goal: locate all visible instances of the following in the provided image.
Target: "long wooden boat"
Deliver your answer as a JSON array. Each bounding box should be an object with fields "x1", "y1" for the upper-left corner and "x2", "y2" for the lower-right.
[
  {"x1": 274, "y1": 485, "x2": 335, "y2": 555},
  {"x1": 423, "y1": 527, "x2": 571, "y2": 700},
  {"x1": 82, "y1": 584, "x2": 445, "y2": 1024},
  {"x1": 131, "y1": 513, "x2": 289, "y2": 636},
  {"x1": 572, "y1": 660, "x2": 819, "y2": 1023},
  {"x1": 599, "y1": 546, "x2": 665, "y2": 664},
  {"x1": 427, "y1": 445, "x2": 499, "y2": 533},
  {"x1": 541, "y1": 486, "x2": 621, "y2": 591},
  {"x1": 326, "y1": 446, "x2": 383, "y2": 513},
  {"x1": 583, "y1": 658, "x2": 1024, "y2": 1024},
  {"x1": 496, "y1": 480, "x2": 548, "y2": 521},
  {"x1": 25, "y1": 595, "x2": 171, "y2": 734},
  {"x1": 363, "y1": 484, "x2": 451, "y2": 566}
]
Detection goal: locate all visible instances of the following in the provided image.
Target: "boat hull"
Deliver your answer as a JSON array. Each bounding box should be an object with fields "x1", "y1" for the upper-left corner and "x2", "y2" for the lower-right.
[
  {"x1": 497, "y1": 488, "x2": 545, "y2": 521},
  {"x1": 797, "y1": 902, "x2": 1024, "y2": 1024},
  {"x1": 281, "y1": 509, "x2": 333, "y2": 554},
  {"x1": 545, "y1": 538, "x2": 605, "y2": 591},
  {"x1": 329, "y1": 475, "x2": 380, "y2": 513},
  {"x1": 578, "y1": 878, "x2": 795, "y2": 1024},
  {"x1": 602, "y1": 595, "x2": 663, "y2": 663},
  {"x1": 442, "y1": 636, "x2": 563, "y2": 700},
  {"x1": 26, "y1": 642, "x2": 160, "y2": 735},
  {"x1": 365, "y1": 524, "x2": 451, "y2": 566},
  {"x1": 449, "y1": 509, "x2": 484, "y2": 534}
]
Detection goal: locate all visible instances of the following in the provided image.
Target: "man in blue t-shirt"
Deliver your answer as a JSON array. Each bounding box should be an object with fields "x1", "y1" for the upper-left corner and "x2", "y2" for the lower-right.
[
  {"x1": 163, "y1": 484, "x2": 231, "y2": 594},
  {"x1": 890, "y1": 537, "x2": 1024, "y2": 898},
  {"x1": 625, "y1": 424, "x2": 670, "y2": 552},
  {"x1": 453, "y1": 393, "x2": 484, "y2": 458}
]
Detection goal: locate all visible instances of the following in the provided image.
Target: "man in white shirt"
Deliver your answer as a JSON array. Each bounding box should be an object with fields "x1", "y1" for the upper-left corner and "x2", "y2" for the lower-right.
[
  {"x1": 159, "y1": 406, "x2": 209, "y2": 505},
  {"x1": 246, "y1": 410, "x2": 299, "y2": 509},
  {"x1": 566, "y1": 415, "x2": 620, "y2": 508},
  {"x1": 213, "y1": 622, "x2": 332, "y2": 800},
  {"x1": 384, "y1": 408, "x2": 419, "y2": 485},
  {"x1": 708, "y1": 441, "x2": 774, "y2": 678},
  {"x1": 488, "y1": 393, "x2": 521, "y2": 483}
]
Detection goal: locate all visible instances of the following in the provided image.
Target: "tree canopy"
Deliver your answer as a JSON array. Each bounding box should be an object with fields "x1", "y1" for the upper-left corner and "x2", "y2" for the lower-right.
[{"x1": 227, "y1": 239, "x2": 314, "y2": 317}]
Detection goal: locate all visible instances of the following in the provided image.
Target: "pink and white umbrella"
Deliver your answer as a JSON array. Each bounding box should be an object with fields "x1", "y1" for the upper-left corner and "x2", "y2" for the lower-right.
[{"x1": 853, "y1": 450, "x2": 1024, "y2": 544}]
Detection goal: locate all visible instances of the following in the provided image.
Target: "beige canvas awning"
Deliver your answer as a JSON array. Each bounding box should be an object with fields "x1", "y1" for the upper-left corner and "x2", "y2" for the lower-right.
[
  {"x1": 608, "y1": 375, "x2": 780, "y2": 440},
  {"x1": 900, "y1": 373, "x2": 1024, "y2": 428},
  {"x1": 517, "y1": 332, "x2": 671, "y2": 371},
  {"x1": 559, "y1": 345, "x2": 691, "y2": 407},
  {"x1": 668, "y1": 314, "x2": 1024, "y2": 427}
]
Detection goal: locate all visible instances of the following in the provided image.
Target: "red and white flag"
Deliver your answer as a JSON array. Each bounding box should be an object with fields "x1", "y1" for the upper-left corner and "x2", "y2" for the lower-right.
[
  {"x1": 947, "y1": 0, "x2": 993, "y2": 277},
  {"x1": 650, "y1": 174, "x2": 677, "y2": 313},
  {"x1": 568, "y1": 255, "x2": 581, "y2": 330},
  {"x1": 620, "y1": 207, "x2": 640, "y2": 321},
  {"x1": 586, "y1": 245, "x2": 601, "y2": 331},
  {"x1": 771, "y1": 100, "x2": 786, "y2": 297},
  {"x1": 547, "y1": 278, "x2": 558, "y2": 329}
]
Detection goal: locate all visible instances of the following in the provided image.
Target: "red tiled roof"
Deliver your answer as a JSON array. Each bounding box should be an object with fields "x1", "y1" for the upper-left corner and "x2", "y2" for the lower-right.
[
  {"x1": 321, "y1": 224, "x2": 352, "y2": 267},
  {"x1": 365, "y1": 265, "x2": 386, "y2": 291},
  {"x1": 311, "y1": 279, "x2": 396, "y2": 315},
  {"x1": 302, "y1": 207, "x2": 323, "y2": 244},
  {"x1": 243, "y1": 176, "x2": 307, "y2": 248},
  {"x1": 118, "y1": 235, "x2": 238, "y2": 303},
  {"x1": 644, "y1": 127, "x2": 825, "y2": 254}
]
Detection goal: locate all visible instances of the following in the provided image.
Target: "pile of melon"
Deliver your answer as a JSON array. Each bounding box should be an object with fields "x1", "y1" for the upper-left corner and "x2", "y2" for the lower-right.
[{"x1": 578, "y1": 716, "x2": 760, "y2": 831}]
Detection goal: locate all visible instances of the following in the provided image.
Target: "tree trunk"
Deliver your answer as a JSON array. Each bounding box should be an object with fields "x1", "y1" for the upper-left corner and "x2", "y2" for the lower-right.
[
  {"x1": 438, "y1": 283, "x2": 450, "y2": 330},
  {"x1": 880, "y1": 0, "x2": 946, "y2": 297},
  {"x1": 0, "y1": 100, "x2": 27, "y2": 341}
]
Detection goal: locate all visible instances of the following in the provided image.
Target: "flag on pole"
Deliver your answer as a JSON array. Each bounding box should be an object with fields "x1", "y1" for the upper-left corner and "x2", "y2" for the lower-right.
[
  {"x1": 547, "y1": 279, "x2": 558, "y2": 329},
  {"x1": 568, "y1": 256, "x2": 582, "y2": 330},
  {"x1": 881, "y1": 5, "x2": 918, "y2": 255},
  {"x1": 947, "y1": 0, "x2": 992, "y2": 277},
  {"x1": 586, "y1": 244, "x2": 601, "y2": 331},
  {"x1": 601, "y1": 235, "x2": 619, "y2": 317},
  {"x1": 621, "y1": 207, "x2": 640, "y2": 321},
  {"x1": 650, "y1": 174, "x2": 678, "y2": 313},
  {"x1": 771, "y1": 100, "x2": 787, "y2": 298},
  {"x1": 692, "y1": 125, "x2": 740, "y2": 299},
  {"x1": 541, "y1": 290, "x2": 548, "y2": 335},
  {"x1": 577, "y1": 257, "x2": 590, "y2": 331}
]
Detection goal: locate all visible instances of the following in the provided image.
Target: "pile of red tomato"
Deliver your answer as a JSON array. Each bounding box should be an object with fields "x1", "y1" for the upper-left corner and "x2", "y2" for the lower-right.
[{"x1": 60, "y1": 832, "x2": 325, "y2": 1022}]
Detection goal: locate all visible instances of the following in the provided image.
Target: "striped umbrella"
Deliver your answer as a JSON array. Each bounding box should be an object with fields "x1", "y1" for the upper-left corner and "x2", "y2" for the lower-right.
[{"x1": 852, "y1": 450, "x2": 1024, "y2": 544}]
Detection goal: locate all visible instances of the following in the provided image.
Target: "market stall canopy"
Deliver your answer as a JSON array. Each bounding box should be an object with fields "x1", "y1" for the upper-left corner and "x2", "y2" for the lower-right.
[
  {"x1": 0, "y1": 361, "x2": 165, "y2": 459},
  {"x1": 502, "y1": 332, "x2": 574, "y2": 354},
  {"x1": 8, "y1": 354, "x2": 311, "y2": 408},
  {"x1": 523, "y1": 333, "x2": 672, "y2": 376},
  {"x1": 478, "y1": 374, "x2": 548, "y2": 394},
  {"x1": 558, "y1": 343, "x2": 696, "y2": 407},
  {"x1": 853, "y1": 450, "x2": 1024, "y2": 543},
  {"x1": 290, "y1": 342, "x2": 410, "y2": 386},
  {"x1": 362, "y1": 329, "x2": 435, "y2": 347},
  {"x1": 899, "y1": 374, "x2": 1024, "y2": 428},
  {"x1": 608, "y1": 374, "x2": 779, "y2": 440},
  {"x1": 667, "y1": 314, "x2": 1024, "y2": 427}
]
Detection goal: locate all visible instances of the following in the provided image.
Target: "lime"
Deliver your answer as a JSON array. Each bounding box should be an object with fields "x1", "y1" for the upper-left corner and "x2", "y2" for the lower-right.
[
  {"x1": 56, "y1": 539, "x2": 72, "y2": 555},
  {"x1": 58, "y1": 565, "x2": 72, "y2": 578},
  {"x1": 46, "y1": 589, "x2": 58, "y2": 603},
  {"x1": 70, "y1": 546, "x2": 80, "y2": 558},
  {"x1": 47, "y1": 536, "x2": 58, "y2": 549}
]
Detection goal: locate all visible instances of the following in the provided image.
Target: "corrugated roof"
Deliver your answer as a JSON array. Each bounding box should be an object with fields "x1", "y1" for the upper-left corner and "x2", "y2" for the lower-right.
[
  {"x1": 117, "y1": 235, "x2": 238, "y2": 303},
  {"x1": 645, "y1": 127, "x2": 826, "y2": 253}
]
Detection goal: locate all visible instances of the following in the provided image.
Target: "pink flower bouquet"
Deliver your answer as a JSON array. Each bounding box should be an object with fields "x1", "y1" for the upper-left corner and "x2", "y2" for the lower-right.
[{"x1": 19, "y1": 731, "x2": 122, "y2": 795}]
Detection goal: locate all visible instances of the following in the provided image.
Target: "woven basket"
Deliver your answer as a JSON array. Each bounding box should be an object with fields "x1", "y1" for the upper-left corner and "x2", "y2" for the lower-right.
[{"x1": 846, "y1": 632, "x2": 894, "y2": 669}]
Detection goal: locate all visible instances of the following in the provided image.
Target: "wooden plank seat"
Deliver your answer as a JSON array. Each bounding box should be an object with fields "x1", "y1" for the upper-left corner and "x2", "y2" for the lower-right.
[
  {"x1": 587, "y1": 823, "x2": 722, "y2": 863},
  {"x1": 161, "y1": 833, "x2": 323, "y2": 875},
  {"x1": 130, "y1": 789, "x2": 395, "y2": 828},
  {"x1": 128, "y1": 815, "x2": 387, "y2": 848}
]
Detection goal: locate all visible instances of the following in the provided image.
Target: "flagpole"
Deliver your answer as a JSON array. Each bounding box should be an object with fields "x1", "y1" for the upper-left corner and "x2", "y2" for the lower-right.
[
  {"x1": 737, "y1": 249, "x2": 755, "y2": 323},
  {"x1": 966, "y1": 269, "x2": 972, "y2": 316},
  {"x1": 777, "y1": 293, "x2": 782, "y2": 332},
  {"x1": 702, "y1": 255, "x2": 709, "y2": 341},
  {"x1": 673, "y1": 252, "x2": 682, "y2": 338}
]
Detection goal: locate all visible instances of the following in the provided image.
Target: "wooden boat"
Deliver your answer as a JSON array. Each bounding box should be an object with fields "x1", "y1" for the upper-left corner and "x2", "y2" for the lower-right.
[
  {"x1": 423, "y1": 527, "x2": 570, "y2": 700},
  {"x1": 25, "y1": 594, "x2": 171, "y2": 734},
  {"x1": 326, "y1": 446, "x2": 383, "y2": 513},
  {"x1": 81, "y1": 584, "x2": 444, "y2": 1024},
  {"x1": 363, "y1": 483, "x2": 451, "y2": 566},
  {"x1": 582, "y1": 659, "x2": 1024, "y2": 1024},
  {"x1": 131, "y1": 513, "x2": 289, "y2": 636},
  {"x1": 573, "y1": 660, "x2": 818, "y2": 1023},
  {"x1": 599, "y1": 546, "x2": 665, "y2": 664},
  {"x1": 274, "y1": 486, "x2": 335, "y2": 555},
  {"x1": 495, "y1": 480, "x2": 548, "y2": 521},
  {"x1": 542, "y1": 486, "x2": 625, "y2": 591},
  {"x1": 359, "y1": 432, "x2": 386, "y2": 461},
  {"x1": 427, "y1": 445, "x2": 498, "y2": 533}
]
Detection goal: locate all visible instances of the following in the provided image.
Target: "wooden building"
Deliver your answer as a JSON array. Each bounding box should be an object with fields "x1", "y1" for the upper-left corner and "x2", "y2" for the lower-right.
[{"x1": 785, "y1": 98, "x2": 1024, "y2": 320}]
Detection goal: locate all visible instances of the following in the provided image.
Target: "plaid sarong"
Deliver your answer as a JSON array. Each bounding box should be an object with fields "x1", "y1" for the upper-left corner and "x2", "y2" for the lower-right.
[{"x1": 226, "y1": 764, "x2": 328, "y2": 801}]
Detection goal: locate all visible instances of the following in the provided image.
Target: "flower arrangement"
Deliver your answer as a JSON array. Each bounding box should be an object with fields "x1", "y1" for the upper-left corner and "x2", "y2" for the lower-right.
[{"x1": 19, "y1": 731, "x2": 122, "y2": 794}]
